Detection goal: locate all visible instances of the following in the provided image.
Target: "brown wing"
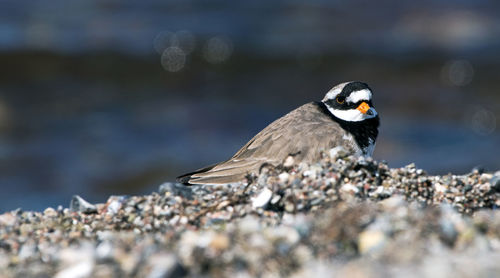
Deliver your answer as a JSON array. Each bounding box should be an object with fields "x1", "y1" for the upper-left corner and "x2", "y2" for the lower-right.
[{"x1": 177, "y1": 102, "x2": 351, "y2": 185}]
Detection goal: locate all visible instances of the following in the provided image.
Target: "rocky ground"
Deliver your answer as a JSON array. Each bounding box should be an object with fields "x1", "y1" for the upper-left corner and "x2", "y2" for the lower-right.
[{"x1": 1, "y1": 149, "x2": 500, "y2": 278}]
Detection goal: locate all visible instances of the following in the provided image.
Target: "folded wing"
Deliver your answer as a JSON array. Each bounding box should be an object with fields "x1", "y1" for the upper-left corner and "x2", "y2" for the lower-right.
[{"x1": 177, "y1": 102, "x2": 348, "y2": 185}]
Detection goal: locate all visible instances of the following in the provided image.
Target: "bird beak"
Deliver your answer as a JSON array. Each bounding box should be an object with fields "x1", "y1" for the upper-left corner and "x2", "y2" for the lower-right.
[{"x1": 357, "y1": 102, "x2": 371, "y2": 114}]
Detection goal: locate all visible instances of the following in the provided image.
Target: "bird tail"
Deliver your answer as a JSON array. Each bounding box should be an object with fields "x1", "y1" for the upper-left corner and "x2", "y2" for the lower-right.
[{"x1": 176, "y1": 163, "x2": 218, "y2": 185}]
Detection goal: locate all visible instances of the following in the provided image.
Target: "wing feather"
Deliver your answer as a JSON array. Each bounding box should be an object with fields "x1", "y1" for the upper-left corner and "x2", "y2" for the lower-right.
[{"x1": 177, "y1": 102, "x2": 350, "y2": 185}]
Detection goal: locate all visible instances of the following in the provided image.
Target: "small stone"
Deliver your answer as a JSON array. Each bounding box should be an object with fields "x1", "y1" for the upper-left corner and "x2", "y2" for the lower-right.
[
  {"x1": 275, "y1": 226, "x2": 300, "y2": 245},
  {"x1": 479, "y1": 183, "x2": 491, "y2": 192},
  {"x1": 252, "y1": 188, "x2": 273, "y2": 208},
  {"x1": 372, "y1": 186, "x2": 384, "y2": 196},
  {"x1": 271, "y1": 195, "x2": 282, "y2": 205},
  {"x1": 439, "y1": 207, "x2": 458, "y2": 246},
  {"x1": 18, "y1": 243, "x2": 36, "y2": 261},
  {"x1": 285, "y1": 202, "x2": 295, "y2": 213},
  {"x1": 303, "y1": 165, "x2": 322, "y2": 179},
  {"x1": 169, "y1": 215, "x2": 180, "y2": 225},
  {"x1": 283, "y1": 156, "x2": 295, "y2": 168},
  {"x1": 490, "y1": 175, "x2": 500, "y2": 192},
  {"x1": 434, "y1": 183, "x2": 447, "y2": 193},
  {"x1": 43, "y1": 207, "x2": 58, "y2": 217},
  {"x1": 55, "y1": 260, "x2": 94, "y2": 278},
  {"x1": 105, "y1": 196, "x2": 128, "y2": 215},
  {"x1": 329, "y1": 146, "x2": 347, "y2": 159},
  {"x1": 297, "y1": 162, "x2": 309, "y2": 172},
  {"x1": 380, "y1": 196, "x2": 405, "y2": 209},
  {"x1": 55, "y1": 245, "x2": 95, "y2": 278},
  {"x1": 210, "y1": 234, "x2": 230, "y2": 250},
  {"x1": 480, "y1": 173, "x2": 493, "y2": 182},
  {"x1": 179, "y1": 216, "x2": 188, "y2": 225},
  {"x1": 279, "y1": 172, "x2": 290, "y2": 183},
  {"x1": 0, "y1": 212, "x2": 17, "y2": 226},
  {"x1": 293, "y1": 245, "x2": 313, "y2": 263},
  {"x1": 358, "y1": 230, "x2": 387, "y2": 254},
  {"x1": 96, "y1": 231, "x2": 114, "y2": 241},
  {"x1": 0, "y1": 253, "x2": 8, "y2": 269},
  {"x1": 216, "y1": 200, "x2": 231, "y2": 210},
  {"x1": 95, "y1": 241, "x2": 113, "y2": 261},
  {"x1": 310, "y1": 198, "x2": 323, "y2": 206},
  {"x1": 341, "y1": 183, "x2": 359, "y2": 194},
  {"x1": 239, "y1": 216, "x2": 261, "y2": 233},
  {"x1": 70, "y1": 195, "x2": 97, "y2": 214},
  {"x1": 158, "y1": 182, "x2": 193, "y2": 199},
  {"x1": 144, "y1": 253, "x2": 186, "y2": 278},
  {"x1": 472, "y1": 165, "x2": 485, "y2": 174}
]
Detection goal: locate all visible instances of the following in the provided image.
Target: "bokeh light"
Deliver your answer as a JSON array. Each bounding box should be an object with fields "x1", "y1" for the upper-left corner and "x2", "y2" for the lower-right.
[
  {"x1": 161, "y1": 46, "x2": 186, "y2": 72},
  {"x1": 441, "y1": 59, "x2": 474, "y2": 87},
  {"x1": 154, "y1": 30, "x2": 196, "y2": 55},
  {"x1": 469, "y1": 107, "x2": 496, "y2": 136},
  {"x1": 202, "y1": 36, "x2": 233, "y2": 64}
]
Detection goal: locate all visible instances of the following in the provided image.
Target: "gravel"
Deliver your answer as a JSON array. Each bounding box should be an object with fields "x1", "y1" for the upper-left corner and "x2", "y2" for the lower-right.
[{"x1": 1, "y1": 151, "x2": 500, "y2": 277}]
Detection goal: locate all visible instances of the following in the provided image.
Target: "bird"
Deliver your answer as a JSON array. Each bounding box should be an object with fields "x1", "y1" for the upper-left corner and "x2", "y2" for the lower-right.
[{"x1": 177, "y1": 81, "x2": 380, "y2": 185}]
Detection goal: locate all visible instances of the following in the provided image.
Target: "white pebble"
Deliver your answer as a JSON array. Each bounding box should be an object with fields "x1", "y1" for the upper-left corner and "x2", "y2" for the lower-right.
[
  {"x1": 341, "y1": 183, "x2": 359, "y2": 194},
  {"x1": 252, "y1": 188, "x2": 273, "y2": 208},
  {"x1": 434, "y1": 183, "x2": 447, "y2": 193},
  {"x1": 279, "y1": 172, "x2": 290, "y2": 183},
  {"x1": 329, "y1": 146, "x2": 347, "y2": 159}
]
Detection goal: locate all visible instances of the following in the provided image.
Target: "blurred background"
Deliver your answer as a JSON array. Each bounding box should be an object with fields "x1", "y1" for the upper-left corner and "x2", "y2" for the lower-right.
[{"x1": 0, "y1": 0, "x2": 499, "y2": 212}]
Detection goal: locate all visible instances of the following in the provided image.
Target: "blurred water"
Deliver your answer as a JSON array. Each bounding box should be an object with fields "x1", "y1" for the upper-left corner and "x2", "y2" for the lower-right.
[
  {"x1": 2, "y1": 0, "x2": 500, "y2": 56},
  {"x1": 0, "y1": 0, "x2": 500, "y2": 212}
]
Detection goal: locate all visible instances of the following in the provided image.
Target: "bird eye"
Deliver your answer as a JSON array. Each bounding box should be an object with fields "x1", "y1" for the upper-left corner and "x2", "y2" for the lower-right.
[{"x1": 336, "y1": 96, "x2": 345, "y2": 104}]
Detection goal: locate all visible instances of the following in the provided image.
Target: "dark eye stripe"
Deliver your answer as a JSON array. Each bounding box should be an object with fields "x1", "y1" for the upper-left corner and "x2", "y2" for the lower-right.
[{"x1": 325, "y1": 98, "x2": 374, "y2": 110}]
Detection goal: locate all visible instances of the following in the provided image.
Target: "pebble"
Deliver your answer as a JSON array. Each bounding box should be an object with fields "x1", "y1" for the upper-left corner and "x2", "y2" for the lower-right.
[
  {"x1": 69, "y1": 195, "x2": 97, "y2": 214},
  {"x1": 341, "y1": 183, "x2": 359, "y2": 194},
  {"x1": 283, "y1": 156, "x2": 295, "y2": 168},
  {"x1": 358, "y1": 230, "x2": 387, "y2": 254},
  {"x1": 209, "y1": 234, "x2": 230, "y2": 250},
  {"x1": 0, "y1": 153, "x2": 499, "y2": 277},
  {"x1": 158, "y1": 182, "x2": 193, "y2": 199},
  {"x1": 0, "y1": 212, "x2": 17, "y2": 226},
  {"x1": 279, "y1": 172, "x2": 290, "y2": 183},
  {"x1": 252, "y1": 187, "x2": 273, "y2": 208},
  {"x1": 55, "y1": 260, "x2": 94, "y2": 278},
  {"x1": 491, "y1": 175, "x2": 500, "y2": 192},
  {"x1": 434, "y1": 183, "x2": 447, "y2": 193},
  {"x1": 271, "y1": 195, "x2": 281, "y2": 205},
  {"x1": 43, "y1": 207, "x2": 58, "y2": 217},
  {"x1": 329, "y1": 146, "x2": 347, "y2": 159},
  {"x1": 105, "y1": 195, "x2": 127, "y2": 215},
  {"x1": 144, "y1": 253, "x2": 185, "y2": 278}
]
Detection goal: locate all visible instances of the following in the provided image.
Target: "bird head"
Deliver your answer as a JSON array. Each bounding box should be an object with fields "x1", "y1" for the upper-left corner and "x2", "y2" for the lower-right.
[{"x1": 322, "y1": 81, "x2": 378, "y2": 122}]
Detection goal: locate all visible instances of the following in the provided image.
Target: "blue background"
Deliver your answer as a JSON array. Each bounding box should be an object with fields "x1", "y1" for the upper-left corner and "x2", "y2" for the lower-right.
[{"x1": 0, "y1": 0, "x2": 499, "y2": 211}]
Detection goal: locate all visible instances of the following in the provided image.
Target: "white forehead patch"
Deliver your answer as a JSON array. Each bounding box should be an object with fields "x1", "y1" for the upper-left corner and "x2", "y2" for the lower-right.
[
  {"x1": 346, "y1": 89, "x2": 372, "y2": 103},
  {"x1": 322, "y1": 82, "x2": 350, "y2": 101},
  {"x1": 323, "y1": 87, "x2": 342, "y2": 101}
]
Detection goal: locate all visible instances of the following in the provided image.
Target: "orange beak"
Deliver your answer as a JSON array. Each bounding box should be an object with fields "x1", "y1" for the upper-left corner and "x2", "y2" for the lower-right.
[{"x1": 357, "y1": 102, "x2": 371, "y2": 114}]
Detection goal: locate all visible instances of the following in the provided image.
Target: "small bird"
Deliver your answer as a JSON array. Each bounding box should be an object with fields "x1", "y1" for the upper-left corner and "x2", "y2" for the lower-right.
[{"x1": 177, "y1": 81, "x2": 380, "y2": 185}]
